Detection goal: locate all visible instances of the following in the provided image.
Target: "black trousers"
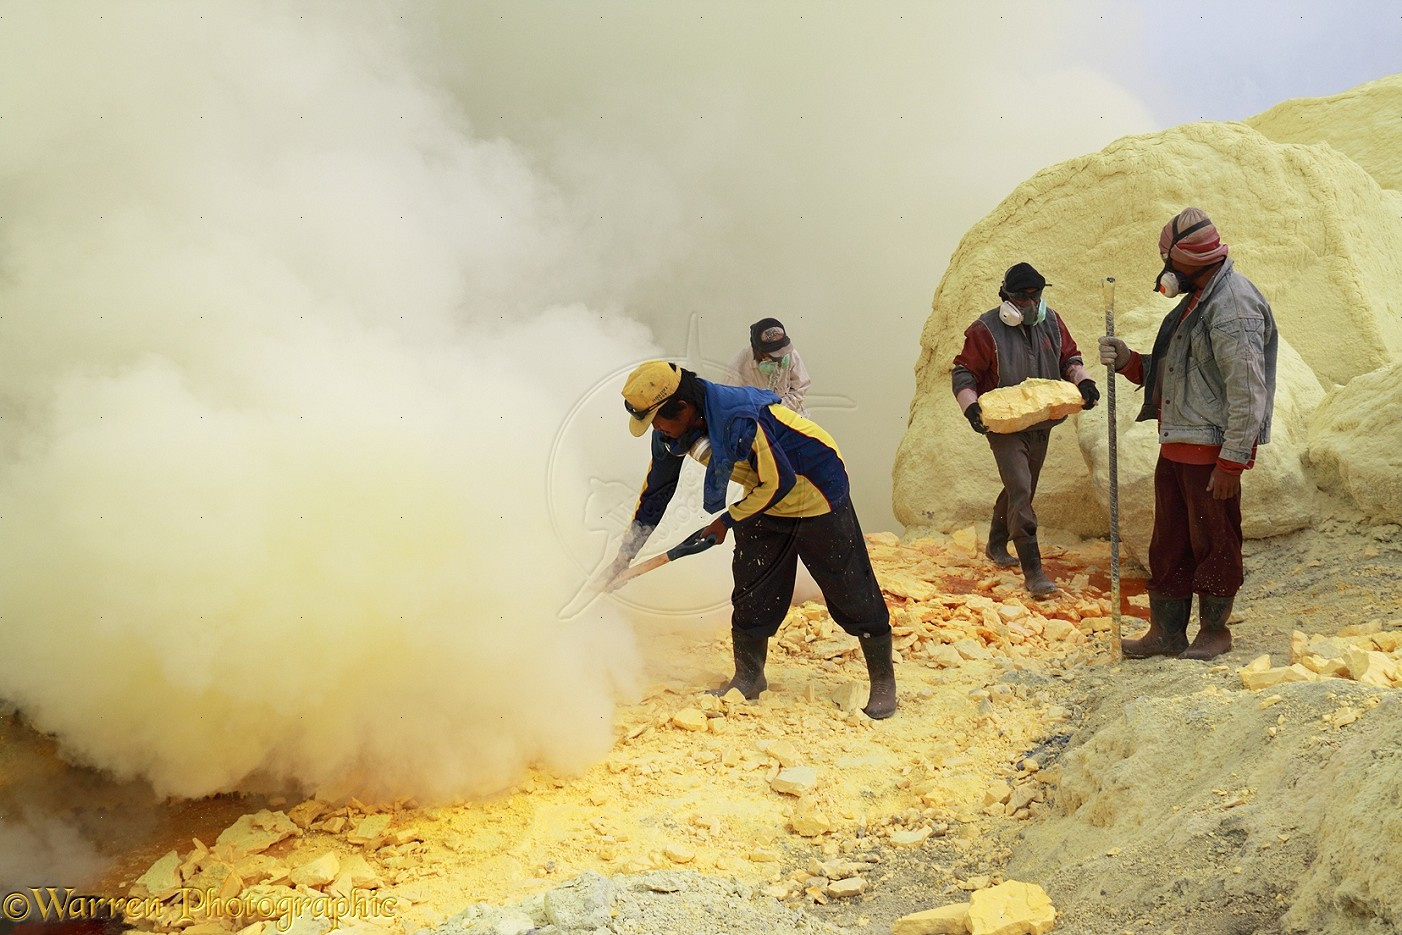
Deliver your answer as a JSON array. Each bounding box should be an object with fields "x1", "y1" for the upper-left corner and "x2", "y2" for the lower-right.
[
  {"x1": 986, "y1": 428, "x2": 1051, "y2": 542},
  {"x1": 730, "y1": 499, "x2": 891, "y2": 639}
]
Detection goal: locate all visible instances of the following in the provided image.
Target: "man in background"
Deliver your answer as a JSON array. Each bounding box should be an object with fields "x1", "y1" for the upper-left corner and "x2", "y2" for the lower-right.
[
  {"x1": 728, "y1": 317, "x2": 811, "y2": 416},
  {"x1": 952, "y1": 262, "x2": 1099, "y2": 598},
  {"x1": 1099, "y1": 208, "x2": 1277, "y2": 661}
]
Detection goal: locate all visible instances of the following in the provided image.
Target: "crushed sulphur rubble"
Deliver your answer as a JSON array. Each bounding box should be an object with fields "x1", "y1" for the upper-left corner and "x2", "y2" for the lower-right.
[
  {"x1": 113, "y1": 528, "x2": 1130, "y2": 935},
  {"x1": 1237, "y1": 621, "x2": 1402, "y2": 690}
]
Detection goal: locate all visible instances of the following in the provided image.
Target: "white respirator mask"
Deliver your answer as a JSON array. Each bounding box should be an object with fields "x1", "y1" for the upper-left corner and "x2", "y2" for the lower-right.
[
  {"x1": 999, "y1": 297, "x2": 1047, "y2": 327},
  {"x1": 1154, "y1": 216, "x2": 1214, "y2": 298},
  {"x1": 1155, "y1": 269, "x2": 1188, "y2": 298}
]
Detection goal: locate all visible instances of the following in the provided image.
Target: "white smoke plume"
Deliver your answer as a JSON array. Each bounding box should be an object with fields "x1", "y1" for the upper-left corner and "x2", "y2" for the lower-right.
[
  {"x1": 0, "y1": 2, "x2": 673, "y2": 802},
  {"x1": 0, "y1": 812, "x2": 106, "y2": 891}
]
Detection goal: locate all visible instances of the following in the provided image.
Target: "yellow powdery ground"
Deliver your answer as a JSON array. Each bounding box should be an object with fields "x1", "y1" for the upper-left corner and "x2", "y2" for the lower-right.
[{"x1": 119, "y1": 531, "x2": 1130, "y2": 935}]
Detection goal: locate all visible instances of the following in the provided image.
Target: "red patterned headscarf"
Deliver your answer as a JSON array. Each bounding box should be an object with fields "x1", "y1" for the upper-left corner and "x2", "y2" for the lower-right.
[{"x1": 1160, "y1": 207, "x2": 1229, "y2": 267}]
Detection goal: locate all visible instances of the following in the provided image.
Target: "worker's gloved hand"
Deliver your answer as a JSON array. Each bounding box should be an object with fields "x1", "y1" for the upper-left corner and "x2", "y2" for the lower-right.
[
  {"x1": 1077, "y1": 379, "x2": 1100, "y2": 410},
  {"x1": 602, "y1": 522, "x2": 653, "y2": 588},
  {"x1": 964, "y1": 402, "x2": 988, "y2": 434},
  {"x1": 673, "y1": 527, "x2": 720, "y2": 556},
  {"x1": 603, "y1": 551, "x2": 632, "y2": 585},
  {"x1": 1099, "y1": 336, "x2": 1131, "y2": 371}
]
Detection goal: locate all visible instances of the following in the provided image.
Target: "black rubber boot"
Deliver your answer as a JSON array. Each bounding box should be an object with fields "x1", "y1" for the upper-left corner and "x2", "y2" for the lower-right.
[
  {"x1": 1182, "y1": 595, "x2": 1234, "y2": 660},
  {"x1": 708, "y1": 630, "x2": 768, "y2": 700},
  {"x1": 985, "y1": 513, "x2": 1018, "y2": 567},
  {"x1": 1122, "y1": 593, "x2": 1191, "y2": 658},
  {"x1": 859, "y1": 632, "x2": 898, "y2": 719},
  {"x1": 1013, "y1": 537, "x2": 1058, "y2": 598}
]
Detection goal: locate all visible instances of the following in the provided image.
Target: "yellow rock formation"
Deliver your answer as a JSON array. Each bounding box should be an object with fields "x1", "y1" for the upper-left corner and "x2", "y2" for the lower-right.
[{"x1": 895, "y1": 74, "x2": 1402, "y2": 548}]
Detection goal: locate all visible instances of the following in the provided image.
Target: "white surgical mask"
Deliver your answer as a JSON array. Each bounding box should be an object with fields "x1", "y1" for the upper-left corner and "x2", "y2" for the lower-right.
[{"x1": 998, "y1": 298, "x2": 1046, "y2": 326}]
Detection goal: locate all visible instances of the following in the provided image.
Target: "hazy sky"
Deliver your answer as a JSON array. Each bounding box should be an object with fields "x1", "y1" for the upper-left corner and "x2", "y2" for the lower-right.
[
  {"x1": 0, "y1": 0, "x2": 1397, "y2": 825},
  {"x1": 1088, "y1": 0, "x2": 1401, "y2": 125}
]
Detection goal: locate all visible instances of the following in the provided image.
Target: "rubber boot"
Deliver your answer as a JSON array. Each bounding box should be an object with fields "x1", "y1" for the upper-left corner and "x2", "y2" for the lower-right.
[
  {"x1": 1013, "y1": 537, "x2": 1058, "y2": 598},
  {"x1": 1121, "y1": 593, "x2": 1191, "y2": 659},
  {"x1": 708, "y1": 630, "x2": 768, "y2": 700},
  {"x1": 859, "y1": 632, "x2": 898, "y2": 719},
  {"x1": 985, "y1": 514, "x2": 1018, "y2": 567},
  {"x1": 1182, "y1": 595, "x2": 1234, "y2": 660}
]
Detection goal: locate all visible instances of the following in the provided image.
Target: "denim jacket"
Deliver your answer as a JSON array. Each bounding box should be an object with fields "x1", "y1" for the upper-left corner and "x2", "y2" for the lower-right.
[{"x1": 1134, "y1": 258, "x2": 1277, "y2": 464}]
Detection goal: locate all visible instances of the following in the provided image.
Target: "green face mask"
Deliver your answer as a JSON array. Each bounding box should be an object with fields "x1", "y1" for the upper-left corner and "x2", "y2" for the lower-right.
[{"x1": 757, "y1": 354, "x2": 790, "y2": 377}]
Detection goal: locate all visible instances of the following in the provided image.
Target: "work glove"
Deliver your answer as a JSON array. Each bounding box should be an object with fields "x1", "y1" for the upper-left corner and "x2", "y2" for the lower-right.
[
  {"x1": 1077, "y1": 379, "x2": 1100, "y2": 410},
  {"x1": 675, "y1": 526, "x2": 722, "y2": 555},
  {"x1": 964, "y1": 402, "x2": 988, "y2": 435},
  {"x1": 603, "y1": 553, "x2": 631, "y2": 587},
  {"x1": 1098, "y1": 336, "x2": 1131, "y2": 371},
  {"x1": 604, "y1": 522, "x2": 654, "y2": 585}
]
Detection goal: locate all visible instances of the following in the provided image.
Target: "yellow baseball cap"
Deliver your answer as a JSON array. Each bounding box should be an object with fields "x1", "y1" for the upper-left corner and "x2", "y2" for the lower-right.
[{"x1": 622, "y1": 360, "x2": 681, "y2": 436}]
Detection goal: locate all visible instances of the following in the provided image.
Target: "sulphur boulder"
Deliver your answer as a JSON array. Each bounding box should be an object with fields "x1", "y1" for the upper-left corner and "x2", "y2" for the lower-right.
[
  {"x1": 1307, "y1": 360, "x2": 1402, "y2": 524},
  {"x1": 896, "y1": 113, "x2": 1402, "y2": 539},
  {"x1": 967, "y1": 880, "x2": 1056, "y2": 935}
]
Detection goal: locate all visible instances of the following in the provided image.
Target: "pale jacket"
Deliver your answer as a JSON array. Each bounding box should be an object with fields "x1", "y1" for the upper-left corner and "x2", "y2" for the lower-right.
[
  {"x1": 726, "y1": 347, "x2": 811, "y2": 416},
  {"x1": 1133, "y1": 257, "x2": 1277, "y2": 464}
]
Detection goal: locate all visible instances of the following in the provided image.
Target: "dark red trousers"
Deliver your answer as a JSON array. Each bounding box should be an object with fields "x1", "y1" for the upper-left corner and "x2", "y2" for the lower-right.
[{"x1": 1147, "y1": 456, "x2": 1243, "y2": 599}]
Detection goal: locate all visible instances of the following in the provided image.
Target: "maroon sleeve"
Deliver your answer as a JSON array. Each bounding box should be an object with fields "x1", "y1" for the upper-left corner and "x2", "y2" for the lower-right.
[
  {"x1": 1121, "y1": 352, "x2": 1146, "y2": 386},
  {"x1": 952, "y1": 321, "x2": 996, "y2": 396},
  {"x1": 1056, "y1": 316, "x2": 1085, "y2": 378}
]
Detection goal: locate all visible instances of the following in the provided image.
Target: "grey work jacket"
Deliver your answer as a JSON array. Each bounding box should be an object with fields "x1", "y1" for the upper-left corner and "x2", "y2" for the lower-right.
[
  {"x1": 1134, "y1": 258, "x2": 1277, "y2": 464},
  {"x1": 951, "y1": 306, "x2": 1084, "y2": 432}
]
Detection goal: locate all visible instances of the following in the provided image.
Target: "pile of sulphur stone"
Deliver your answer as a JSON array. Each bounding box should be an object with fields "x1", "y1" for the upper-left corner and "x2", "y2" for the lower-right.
[{"x1": 1240, "y1": 618, "x2": 1402, "y2": 690}]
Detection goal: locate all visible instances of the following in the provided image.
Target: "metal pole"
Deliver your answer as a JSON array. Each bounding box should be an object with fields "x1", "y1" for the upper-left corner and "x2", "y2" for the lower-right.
[{"x1": 1103, "y1": 277, "x2": 1122, "y2": 660}]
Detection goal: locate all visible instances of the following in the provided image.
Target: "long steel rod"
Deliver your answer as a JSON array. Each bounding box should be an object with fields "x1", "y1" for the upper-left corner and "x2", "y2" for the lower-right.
[{"x1": 1103, "y1": 276, "x2": 1122, "y2": 659}]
